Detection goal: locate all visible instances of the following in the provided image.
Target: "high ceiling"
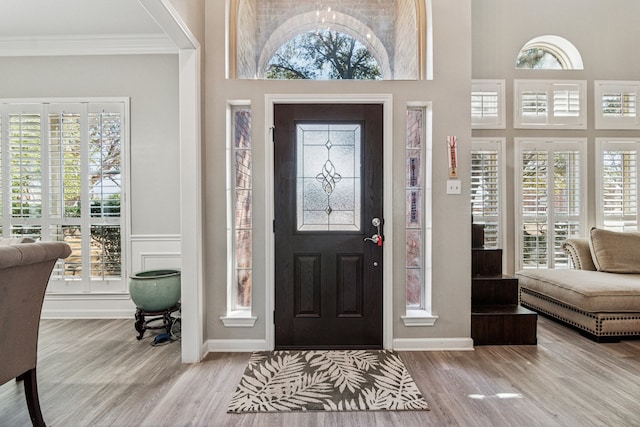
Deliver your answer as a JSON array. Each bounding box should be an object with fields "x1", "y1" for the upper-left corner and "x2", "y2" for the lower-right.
[
  {"x1": 0, "y1": 0, "x2": 179, "y2": 56},
  {"x1": 0, "y1": 0, "x2": 162, "y2": 37}
]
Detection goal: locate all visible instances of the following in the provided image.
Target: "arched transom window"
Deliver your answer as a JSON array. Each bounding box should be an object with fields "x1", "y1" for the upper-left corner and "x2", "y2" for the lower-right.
[
  {"x1": 230, "y1": 0, "x2": 428, "y2": 80},
  {"x1": 516, "y1": 35, "x2": 584, "y2": 70}
]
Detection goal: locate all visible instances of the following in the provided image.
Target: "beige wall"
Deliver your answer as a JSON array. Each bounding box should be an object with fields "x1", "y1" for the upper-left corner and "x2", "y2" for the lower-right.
[
  {"x1": 168, "y1": 0, "x2": 206, "y2": 45},
  {"x1": 472, "y1": 0, "x2": 640, "y2": 274},
  {"x1": 0, "y1": 55, "x2": 181, "y2": 237},
  {"x1": 204, "y1": 0, "x2": 473, "y2": 342}
]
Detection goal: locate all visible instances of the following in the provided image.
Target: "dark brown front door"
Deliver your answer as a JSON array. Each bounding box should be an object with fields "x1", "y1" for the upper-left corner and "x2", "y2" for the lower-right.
[{"x1": 274, "y1": 104, "x2": 383, "y2": 349}]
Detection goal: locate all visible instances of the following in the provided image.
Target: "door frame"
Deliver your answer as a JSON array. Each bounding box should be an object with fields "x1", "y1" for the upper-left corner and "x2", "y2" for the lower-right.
[{"x1": 265, "y1": 93, "x2": 394, "y2": 350}]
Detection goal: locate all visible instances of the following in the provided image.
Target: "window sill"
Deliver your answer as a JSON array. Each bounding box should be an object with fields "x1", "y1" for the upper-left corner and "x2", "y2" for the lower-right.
[
  {"x1": 220, "y1": 311, "x2": 257, "y2": 327},
  {"x1": 401, "y1": 310, "x2": 439, "y2": 327}
]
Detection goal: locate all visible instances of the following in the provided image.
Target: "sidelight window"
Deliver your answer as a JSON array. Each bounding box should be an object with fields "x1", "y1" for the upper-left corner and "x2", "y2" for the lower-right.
[
  {"x1": 228, "y1": 105, "x2": 253, "y2": 312},
  {"x1": 403, "y1": 105, "x2": 435, "y2": 326}
]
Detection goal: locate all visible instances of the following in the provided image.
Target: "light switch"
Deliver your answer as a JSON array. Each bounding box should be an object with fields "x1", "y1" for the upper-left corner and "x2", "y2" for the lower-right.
[{"x1": 446, "y1": 179, "x2": 461, "y2": 194}]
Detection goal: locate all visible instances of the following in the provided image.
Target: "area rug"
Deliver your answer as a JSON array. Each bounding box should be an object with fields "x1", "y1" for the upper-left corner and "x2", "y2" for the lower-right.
[{"x1": 227, "y1": 349, "x2": 429, "y2": 413}]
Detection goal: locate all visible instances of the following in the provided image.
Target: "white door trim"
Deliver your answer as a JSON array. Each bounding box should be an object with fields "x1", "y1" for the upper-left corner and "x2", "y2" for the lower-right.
[{"x1": 265, "y1": 94, "x2": 394, "y2": 350}]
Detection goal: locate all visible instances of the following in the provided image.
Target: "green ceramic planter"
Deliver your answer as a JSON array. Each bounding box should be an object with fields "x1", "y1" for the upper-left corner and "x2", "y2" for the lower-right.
[{"x1": 129, "y1": 269, "x2": 181, "y2": 312}]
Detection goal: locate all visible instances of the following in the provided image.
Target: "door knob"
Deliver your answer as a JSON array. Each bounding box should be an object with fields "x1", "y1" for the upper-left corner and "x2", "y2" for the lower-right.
[{"x1": 364, "y1": 217, "x2": 383, "y2": 246}]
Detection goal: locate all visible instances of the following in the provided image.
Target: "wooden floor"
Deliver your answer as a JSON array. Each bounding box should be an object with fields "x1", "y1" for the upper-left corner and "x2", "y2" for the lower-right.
[{"x1": 2, "y1": 317, "x2": 640, "y2": 427}]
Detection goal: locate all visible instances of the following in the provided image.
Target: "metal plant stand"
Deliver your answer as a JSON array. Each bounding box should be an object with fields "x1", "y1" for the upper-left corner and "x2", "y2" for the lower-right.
[{"x1": 134, "y1": 304, "x2": 180, "y2": 340}]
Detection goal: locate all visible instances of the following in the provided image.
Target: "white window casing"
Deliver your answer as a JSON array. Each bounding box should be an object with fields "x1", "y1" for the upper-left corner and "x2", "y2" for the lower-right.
[
  {"x1": 402, "y1": 102, "x2": 437, "y2": 327},
  {"x1": 222, "y1": 101, "x2": 257, "y2": 327}
]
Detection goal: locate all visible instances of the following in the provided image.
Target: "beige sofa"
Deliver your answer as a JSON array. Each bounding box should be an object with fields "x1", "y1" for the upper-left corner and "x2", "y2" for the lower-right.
[{"x1": 515, "y1": 228, "x2": 640, "y2": 342}]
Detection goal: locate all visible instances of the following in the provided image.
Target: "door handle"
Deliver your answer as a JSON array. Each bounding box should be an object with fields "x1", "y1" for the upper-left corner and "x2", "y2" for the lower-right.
[
  {"x1": 364, "y1": 234, "x2": 380, "y2": 244},
  {"x1": 364, "y1": 217, "x2": 383, "y2": 246}
]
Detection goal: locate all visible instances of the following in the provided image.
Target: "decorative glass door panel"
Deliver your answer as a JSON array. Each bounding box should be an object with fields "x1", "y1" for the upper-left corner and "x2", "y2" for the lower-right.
[{"x1": 296, "y1": 123, "x2": 361, "y2": 231}]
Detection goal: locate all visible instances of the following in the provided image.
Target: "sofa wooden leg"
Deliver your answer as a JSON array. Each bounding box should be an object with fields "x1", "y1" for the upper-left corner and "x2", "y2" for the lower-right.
[{"x1": 22, "y1": 368, "x2": 46, "y2": 427}]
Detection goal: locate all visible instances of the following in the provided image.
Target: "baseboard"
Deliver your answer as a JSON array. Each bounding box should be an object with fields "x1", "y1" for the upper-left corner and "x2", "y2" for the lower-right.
[
  {"x1": 392, "y1": 337, "x2": 474, "y2": 351},
  {"x1": 203, "y1": 337, "x2": 474, "y2": 353},
  {"x1": 42, "y1": 294, "x2": 136, "y2": 319},
  {"x1": 205, "y1": 339, "x2": 268, "y2": 353}
]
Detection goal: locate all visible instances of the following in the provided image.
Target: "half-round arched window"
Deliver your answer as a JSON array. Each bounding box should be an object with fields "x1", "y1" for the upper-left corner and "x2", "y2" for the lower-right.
[
  {"x1": 265, "y1": 30, "x2": 382, "y2": 80},
  {"x1": 516, "y1": 35, "x2": 584, "y2": 70},
  {"x1": 229, "y1": 0, "x2": 430, "y2": 80}
]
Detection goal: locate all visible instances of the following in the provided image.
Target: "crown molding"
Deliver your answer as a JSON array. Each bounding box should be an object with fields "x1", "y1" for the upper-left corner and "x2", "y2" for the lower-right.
[{"x1": 0, "y1": 33, "x2": 178, "y2": 57}]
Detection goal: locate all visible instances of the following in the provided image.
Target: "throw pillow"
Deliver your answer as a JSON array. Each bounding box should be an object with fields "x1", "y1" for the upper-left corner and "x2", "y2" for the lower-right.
[{"x1": 589, "y1": 227, "x2": 640, "y2": 273}]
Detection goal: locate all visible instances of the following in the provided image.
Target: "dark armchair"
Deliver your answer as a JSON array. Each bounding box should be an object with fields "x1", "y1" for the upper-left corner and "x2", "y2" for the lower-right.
[{"x1": 0, "y1": 242, "x2": 72, "y2": 427}]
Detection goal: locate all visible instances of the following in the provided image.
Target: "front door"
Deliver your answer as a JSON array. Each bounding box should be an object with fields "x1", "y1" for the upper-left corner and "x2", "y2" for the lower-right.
[{"x1": 274, "y1": 104, "x2": 383, "y2": 349}]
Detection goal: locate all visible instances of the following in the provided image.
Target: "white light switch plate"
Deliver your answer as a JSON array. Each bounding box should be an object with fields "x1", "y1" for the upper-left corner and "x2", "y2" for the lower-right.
[{"x1": 446, "y1": 179, "x2": 461, "y2": 194}]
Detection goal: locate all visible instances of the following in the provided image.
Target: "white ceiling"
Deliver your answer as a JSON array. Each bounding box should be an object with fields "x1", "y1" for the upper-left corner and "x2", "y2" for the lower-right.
[
  {"x1": 0, "y1": 0, "x2": 180, "y2": 56},
  {"x1": 0, "y1": 0, "x2": 162, "y2": 37}
]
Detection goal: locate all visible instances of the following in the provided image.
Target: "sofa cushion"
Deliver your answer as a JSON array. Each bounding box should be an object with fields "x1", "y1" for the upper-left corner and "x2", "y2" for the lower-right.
[
  {"x1": 589, "y1": 227, "x2": 640, "y2": 273},
  {"x1": 516, "y1": 269, "x2": 640, "y2": 312},
  {"x1": 562, "y1": 238, "x2": 596, "y2": 271}
]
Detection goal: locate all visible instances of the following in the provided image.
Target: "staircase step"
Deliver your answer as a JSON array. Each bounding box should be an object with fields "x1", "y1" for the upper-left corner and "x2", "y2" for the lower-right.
[
  {"x1": 472, "y1": 275, "x2": 519, "y2": 306},
  {"x1": 472, "y1": 248, "x2": 502, "y2": 276},
  {"x1": 471, "y1": 305, "x2": 537, "y2": 345},
  {"x1": 472, "y1": 223, "x2": 485, "y2": 248}
]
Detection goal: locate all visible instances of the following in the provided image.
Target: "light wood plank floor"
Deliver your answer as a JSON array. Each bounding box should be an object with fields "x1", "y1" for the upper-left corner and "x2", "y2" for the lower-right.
[{"x1": 2, "y1": 316, "x2": 640, "y2": 426}]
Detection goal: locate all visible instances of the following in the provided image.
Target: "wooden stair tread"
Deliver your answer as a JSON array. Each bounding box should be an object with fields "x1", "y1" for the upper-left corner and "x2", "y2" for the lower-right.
[
  {"x1": 472, "y1": 305, "x2": 536, "y2": 315},
  {"x1": 472, "y1": 274, "x2": 516, "y2": 280}
]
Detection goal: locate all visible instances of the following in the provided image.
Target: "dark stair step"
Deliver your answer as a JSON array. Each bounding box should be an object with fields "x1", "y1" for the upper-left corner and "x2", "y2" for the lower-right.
[
  {"x1": 471, "y1": 305, "x2": 537, "y2": 345},
  {"x1": 472, "y1": 275, "x2": 519, "y2": 306},
  {"x1": 472, "y1": 248, "x2": 502, "y2": 276}
]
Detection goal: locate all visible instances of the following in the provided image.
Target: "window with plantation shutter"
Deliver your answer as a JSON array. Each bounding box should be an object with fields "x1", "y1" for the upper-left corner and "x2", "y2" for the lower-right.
[
  {"x1": 595, "y1": 81, "x2": 640, "y2": 129},
  {"x1": 515, "y1": 138, "x2": 586, "y2": 270},
  {"x1": 471, "y1": 80, "x2": 505, "y2": 129},
  {"x1": 0, "y1": 99, "x2": 128, "y2": 293},
  {"x1": 471, "y1": 138, "x2": 504, "y2": 250},
  {"x1": 596, "y1": 139, "x2": 639, "y2": 231},
  {"x1": 514, "y1": 80, "x2": 586, "y2": 129}
]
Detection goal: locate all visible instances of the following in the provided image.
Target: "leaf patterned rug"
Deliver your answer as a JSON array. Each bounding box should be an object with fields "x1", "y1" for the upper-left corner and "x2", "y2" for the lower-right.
[{"x1": 227, "y1": 349, "x2": 430, "y2": 413}]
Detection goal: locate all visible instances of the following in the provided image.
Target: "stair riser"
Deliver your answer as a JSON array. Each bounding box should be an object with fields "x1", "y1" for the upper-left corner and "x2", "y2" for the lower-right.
[{"x1": 471, "y1": 314, "x2": 538, "y2": 345}]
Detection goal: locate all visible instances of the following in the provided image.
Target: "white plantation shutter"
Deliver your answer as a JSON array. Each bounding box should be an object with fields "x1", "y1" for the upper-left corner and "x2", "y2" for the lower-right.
[
  {"x1": 0, "y1": 100, "x2": 127, "y2": 293},
  {"x1": 597, "y1": 139, "x2": 639, "y2": 231},
  {"x1": 471, "y1": 92, "x2": 498, "y2": 118},
  {"x1": 521, "y1": 90, "x2": 548, "y2": 121},
  {"x1": 552, "y1": 85, "x2": 581, "y2": 117},
  {"x1": 595, "y1": 81, "x2": 640, "y2": 129},
  {"x1": 471, "y1": 80, "x2": 505, "y2": 129},
  {"x1": 8, "y1": 109, "x2": 43, "y2": 237},
  {"x1": 516, "y1": 139, "x2": 586, "y2": 270},
  {"x1": 471, "y1": 139, "x2": 504, "y2": 249},
  {"x1": 515, "y1": 80, "x2": 586, "y2": 128}
]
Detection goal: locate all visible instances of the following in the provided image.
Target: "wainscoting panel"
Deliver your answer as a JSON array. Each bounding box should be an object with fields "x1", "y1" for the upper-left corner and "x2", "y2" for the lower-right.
[
  {"x1": 130, "y1": 234, "x2": 182, "y2": 273},
  {"x1": 42, "y1": 234, "x2": 182, "y2": 319}
]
